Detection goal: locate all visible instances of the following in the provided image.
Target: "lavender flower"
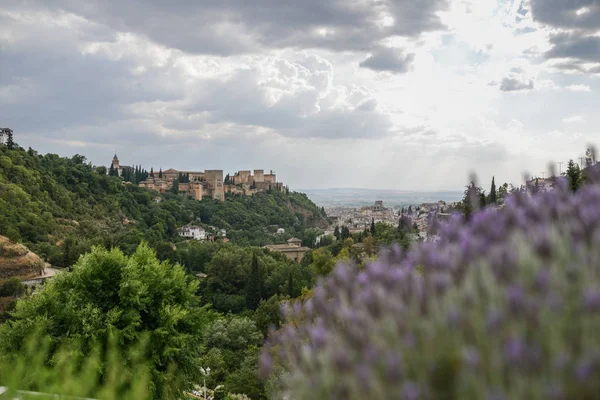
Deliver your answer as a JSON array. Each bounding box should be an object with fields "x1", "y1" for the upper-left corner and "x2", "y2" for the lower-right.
[{"x1": 262, "y1": 171, "x2": 600, "y2": 399}]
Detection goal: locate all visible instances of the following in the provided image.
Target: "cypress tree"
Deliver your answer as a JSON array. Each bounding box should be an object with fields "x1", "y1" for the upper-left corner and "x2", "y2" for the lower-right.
[
  {"x1": 566, "y1": 159, "x2": 581, "y2": 192},
  {"x1": 341, "y1": 226, "x2": 350, "y2": 240},
  {"x1": 170, "y1": 179, "x2": 179, "y2": 194},
  {"x1": 150, "y1": 168, "x2": 154, "y2": 178},
  {"x1": 246, "y1": 253, "x2": 263, "y2": 310},
  {"x1": 287, "y1": 273, "x2": 294, "y2": 298},
  {"x1": 371, "y1": 218, "x2": 376, "y2": 236},
  {"x1": 490, "y1": 176, "x2": 497, "y2": 204},
  {"x1": 6, "y1": 130, "x2": 15, "y2": 150},
  {"x1": 334, "y1": 226, "x2": 340, "y2": 240},
  {"x1": 159, "y1": 168, "x2": 163, "y2": 179}
]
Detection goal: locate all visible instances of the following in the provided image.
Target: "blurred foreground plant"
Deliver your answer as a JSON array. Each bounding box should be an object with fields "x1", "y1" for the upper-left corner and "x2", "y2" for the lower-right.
[
  {"x1": 262, "y1": 169, "x2": 600, "y2": 399},
  {"x1": 0, "y1": 331, "x2": 151, "y2": 399}
]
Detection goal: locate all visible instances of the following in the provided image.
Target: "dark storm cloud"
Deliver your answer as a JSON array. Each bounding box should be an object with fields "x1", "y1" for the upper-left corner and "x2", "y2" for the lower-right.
[
  {"x1": 359, "y1": 48, "x2": 415, "y2": 73},
  {"x1": 530, "y1": 0, "x2": 600, "y2": 73},
  {"x1": 530, "y1": 0, "x2": 600, "y2": 31},
  {"x1": 546, "y1": 33, "x2": 600, "y2": 62},
  {"x1": 4, "y1": 0, "x2": 449, "y2": 54}
]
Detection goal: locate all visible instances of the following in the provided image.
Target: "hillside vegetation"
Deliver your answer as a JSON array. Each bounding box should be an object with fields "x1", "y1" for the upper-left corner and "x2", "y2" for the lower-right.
[
  {"x1": 0, "y1": 144, "x2": 327, "y2": 267},
  {"x1": 0, "y1": 235, "x2": 44, "y2": 280}
]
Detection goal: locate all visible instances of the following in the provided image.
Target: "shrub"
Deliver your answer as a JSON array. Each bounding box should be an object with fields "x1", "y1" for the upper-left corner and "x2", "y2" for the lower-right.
[
  {"x1": 262, "y1": 176, "x2": 600, "y2": 399},
  {"x1": 0, "y1": 278, "x2": 24, "y2": 297}
]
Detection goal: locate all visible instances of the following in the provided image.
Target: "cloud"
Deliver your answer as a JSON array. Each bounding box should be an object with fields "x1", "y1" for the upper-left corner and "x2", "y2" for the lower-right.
[
  {"x1": 359, "y1": 47, "x2": 415, "y2": 73},
  {"x1": 546, "y1": 33, "x2": 600, "y2": 62},
  {"x1": 0, "y1": 10, "x2": 394, "y2": 148},
  {"x1": 565, "y1": 84, "x2": 592, "y2": 91},
  {"x1": 530, "y1": 1, "x2": 600, "y2": 74},
  {"x1": 1, "y1": 0, "x2": 599, "y2": 190},
  {"x1": 497, "y1": 67, "x2": 534, "y2": 92},
  {"x1": 562, "y1": 115, "x2": 584, "y2": 123},
  {"x1": 500, "y1": 77, "x2": 534, "y2": 91},
  {"x1": 530, "y1": 0, "x2": 600, "y2": 31},
  {"x1": 3, "y1": 0, "x2": 450, "y2": 55}
]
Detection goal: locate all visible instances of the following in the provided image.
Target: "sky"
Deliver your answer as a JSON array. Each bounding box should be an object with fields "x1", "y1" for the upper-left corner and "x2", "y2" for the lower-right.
[{"x1": 1, "y1": 0, "x2": 599, "y2": 191}]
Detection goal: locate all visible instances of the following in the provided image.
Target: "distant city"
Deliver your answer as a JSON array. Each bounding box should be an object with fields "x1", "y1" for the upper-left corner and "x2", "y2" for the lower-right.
[{"x1": 300, "y1": 188, "x2": 463, "y2": 208}]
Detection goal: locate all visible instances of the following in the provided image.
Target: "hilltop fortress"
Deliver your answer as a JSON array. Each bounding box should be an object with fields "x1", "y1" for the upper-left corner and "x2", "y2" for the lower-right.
[{"x1": 111, "y1": 155, "x2": 287, "y2": 201}]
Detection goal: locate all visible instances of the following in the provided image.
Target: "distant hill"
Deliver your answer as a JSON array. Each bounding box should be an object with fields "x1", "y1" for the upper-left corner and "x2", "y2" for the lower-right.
[
  {"x1": 301, "y1": 188, "x2": 463, "y2": 208},
  {"x1": 0, "y1": 144, "x2": 327, "y2": 267}
]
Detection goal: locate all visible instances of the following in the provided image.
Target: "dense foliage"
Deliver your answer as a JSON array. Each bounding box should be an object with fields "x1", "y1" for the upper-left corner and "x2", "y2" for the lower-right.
[
  {"x1": 0, "y1": 243, "x2": 210, "y2": 399},
  {"x1": 198, "y1": 244, "x2": 314, "y2": 314},
  {"x1": 263, "y1": 173, "x2": 600, "y2": 399},
  {"x1": 0, "y1": 144, "x2": 327, "y2": 268}
]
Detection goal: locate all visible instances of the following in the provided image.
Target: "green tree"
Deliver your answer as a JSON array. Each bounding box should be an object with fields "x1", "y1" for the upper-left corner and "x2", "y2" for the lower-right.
[
  {"x1": 246, "y1": 253, "x2": 263, "y2": 310},
  {"x1": 170, "y1": 179, "x2": 179, "y2": 194},
  {"x1": 224, "y1": 346, "x2": 266, "y2": 400},
  {"x1": 150, "y1": 167, "x2": 154, "y2": 178},
  {"x1": 566, "y1": 159, "x2": 582, "y2": 192},
  {"x1": 370, "y1": 218, "x2": 376, "y2": 235},
  {"x1": 158, "y1": 168, "x2": 163, "y2": 178},
  {"x1": 498, "y1": 182, "x2": 509, "y2": 203},
  {"x1": 205, "y1": 316, "x2": 262, "y2": 351},
  {"x1": 461, "y1": 181, "x2": 483, "y2": 220},
  {"x1": 333, "y1": 226, "x2": 340, "y2": 240},
  {"x1": 254, "y1": 294, "x2": 285, "y2": 336},
  {"x1": 309, "y1": 248, "x2": 335, "y2": 276},
  {"x1": 0, "y1": 243, "x2": 210, "y2": 399},
  {"x1": 287, "y1": 273, "x2": 295, "y2": 297},
  {"x1": 62, "y1": 235, "x2": 78, "y2": 267},
  {"x1": 341, "y1": 226, "x2": 350, "y2": 240},
  {"x1": 6, "y1": 129, "x2": 15, "y2": 150},
  {"x1": 0, "y1": 277, "x2": 24, "y2": 297},
  {"x1": 489, "y1": 176, "x2": 497, "y2": 205},
  {"x1": 364, "y1": 235, "x2": 375, "y2": 256}
]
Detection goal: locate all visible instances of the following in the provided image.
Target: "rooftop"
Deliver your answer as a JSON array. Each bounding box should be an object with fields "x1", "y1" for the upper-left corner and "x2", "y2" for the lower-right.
[{"x1": 265, "y1": 244, "x2": 310, "y2": 252}]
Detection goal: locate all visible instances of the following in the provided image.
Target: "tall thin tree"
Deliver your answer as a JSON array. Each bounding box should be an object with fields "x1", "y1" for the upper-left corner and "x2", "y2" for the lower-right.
[
  {"x1": 489, "y1": 176, "x2": 497, "y2": 205},
  {"x1": 246, "y1": 253, "x2": 263, "y2": 310}
]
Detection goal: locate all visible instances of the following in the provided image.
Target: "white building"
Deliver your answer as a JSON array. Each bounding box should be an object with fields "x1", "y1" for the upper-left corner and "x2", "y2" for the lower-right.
[
  {"x1": 178, "y1": 225, "x2": 206, "y2": 241},
  {"x1": 277, "y1": 228, "x2": 285, "y2": 234}
]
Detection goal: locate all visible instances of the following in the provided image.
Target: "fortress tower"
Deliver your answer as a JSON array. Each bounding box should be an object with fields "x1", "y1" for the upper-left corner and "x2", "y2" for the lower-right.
[
  {"x1": 111, "y1": 154, "x2": 122, "y2": 176},
  {"x1": 253, "y1": 169, "x2": 264, "y2": 183}
]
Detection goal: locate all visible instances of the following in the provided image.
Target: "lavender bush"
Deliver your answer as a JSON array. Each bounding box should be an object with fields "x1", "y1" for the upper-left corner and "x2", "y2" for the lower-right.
[{"x1": 261, "y1": 170, "x2": 600, "y2": 400}]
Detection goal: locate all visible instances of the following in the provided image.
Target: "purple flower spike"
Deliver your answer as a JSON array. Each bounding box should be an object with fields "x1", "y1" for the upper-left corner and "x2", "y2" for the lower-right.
[
  {"x1": 258, "y1": 349, "x2": 273, "y2": 378},
  {"x1": 582, "y1": 289, "x2": 600, "y2": 312},
  {"x1": 574, "y1": 358, "x2": 595, "y2": 381},
  {"x1": 503, "y1": 337, "x2": 526, "y2": 365},
  {"x1": 507, "y1": 285, "x2": 526, "y2": 315},
  {"x1": 487, "y1": 389, "x2": 506, "y2": 400},
  {"x1": 402, "y1": 382, "x2": 421, "y2": 400},
  {"x1": 462, "y1": 347, "x2": 480, "y2": 369}
]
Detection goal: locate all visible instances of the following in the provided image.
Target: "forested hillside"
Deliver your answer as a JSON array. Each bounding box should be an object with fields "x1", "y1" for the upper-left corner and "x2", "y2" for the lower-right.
[{"x1": 0, "y1": 144, "x2": 327, "y2": 267}]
